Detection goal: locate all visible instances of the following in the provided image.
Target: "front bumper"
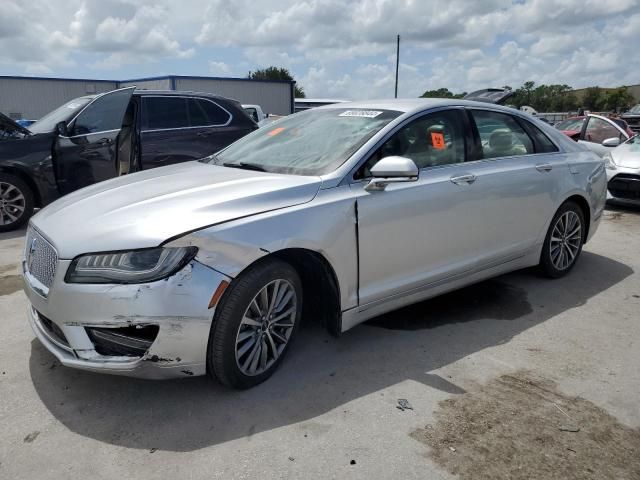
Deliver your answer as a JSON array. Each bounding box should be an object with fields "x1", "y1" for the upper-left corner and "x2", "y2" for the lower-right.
[
  {"x1": 606, "y1": 166, "x2": 640, "y2": 205},
  {"x1": 23, "y1": 259, "x2": 230, "y2": 379}
]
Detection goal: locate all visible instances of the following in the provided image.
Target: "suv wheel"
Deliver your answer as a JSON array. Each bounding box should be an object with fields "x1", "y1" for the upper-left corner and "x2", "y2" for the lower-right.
[{"x1": 0, "y1": 174, "x2": 34, "y2": 232}]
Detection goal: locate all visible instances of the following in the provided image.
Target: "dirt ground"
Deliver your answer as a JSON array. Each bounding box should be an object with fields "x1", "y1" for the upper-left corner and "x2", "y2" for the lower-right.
[{"x1": 412, "y1": 372, "x2": 640, "y2": 480}]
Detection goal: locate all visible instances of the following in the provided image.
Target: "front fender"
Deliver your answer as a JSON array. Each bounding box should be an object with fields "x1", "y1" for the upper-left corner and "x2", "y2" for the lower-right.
[{"x1": 166, "y1": 186, "x2": 359, "y2": 311}]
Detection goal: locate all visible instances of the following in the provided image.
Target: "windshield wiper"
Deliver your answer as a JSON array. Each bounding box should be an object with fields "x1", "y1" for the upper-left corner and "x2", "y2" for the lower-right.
[{"x1": 223, "y1": 162, "x2": 268, "y2": 172}]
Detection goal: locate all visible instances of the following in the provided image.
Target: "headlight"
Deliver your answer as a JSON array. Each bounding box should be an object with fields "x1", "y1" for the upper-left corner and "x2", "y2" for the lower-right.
[
  {"x1": 65, "y1": 247, "x2": 198, "y2": 284},
  {"x1": 603, "y1": 152, "x2": 617, "y2": 170}
]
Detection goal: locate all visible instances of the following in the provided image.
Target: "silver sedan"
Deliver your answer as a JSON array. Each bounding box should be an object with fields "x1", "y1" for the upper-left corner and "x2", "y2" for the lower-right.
[{"x1": 22, "y1": 99, "x2": 607, "y2": 388}]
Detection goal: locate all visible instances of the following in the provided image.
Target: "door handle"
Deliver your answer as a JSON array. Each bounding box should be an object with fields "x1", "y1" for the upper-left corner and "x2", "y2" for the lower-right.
[
  {"x1": 535, "y1": 163, "x2": 553, "y2": 172},
  {"x1": 196, "y1": 131, "x2": 210, "y2": 137},
  {"x1": 450, "y1": 174, "x2": 476, "y2": 185}
]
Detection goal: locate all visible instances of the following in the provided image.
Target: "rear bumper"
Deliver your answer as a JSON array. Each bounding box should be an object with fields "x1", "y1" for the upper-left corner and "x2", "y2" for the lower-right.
[{"x1": 23, "y1": 259, "x2": 230, "y2": 379}]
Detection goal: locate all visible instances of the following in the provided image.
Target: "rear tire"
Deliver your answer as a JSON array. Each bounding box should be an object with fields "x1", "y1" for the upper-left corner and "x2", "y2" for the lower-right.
[
  {"x1": 0, "y1": 173, "x2": 34, "y2": 232},
  {"x1": 539, "y1": 201, "x2": 585, "y2": 278},
  {"x1": 208, "y1": 258, "x2": 303, "y2": 389}
]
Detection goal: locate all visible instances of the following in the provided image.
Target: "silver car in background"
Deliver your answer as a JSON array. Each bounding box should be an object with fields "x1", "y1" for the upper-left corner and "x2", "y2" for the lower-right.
[
  {"x1": 604, "y1": 134, "x2": 640, "y2": 205},
  {"x1": 22, "y1": 99, "x2": 607, "y2": 389}
]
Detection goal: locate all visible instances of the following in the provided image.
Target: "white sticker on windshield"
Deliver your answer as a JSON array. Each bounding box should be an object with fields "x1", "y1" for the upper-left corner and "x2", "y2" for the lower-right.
[{"x1": 339, "y1": 110, "x2": 383, "y2": 118}]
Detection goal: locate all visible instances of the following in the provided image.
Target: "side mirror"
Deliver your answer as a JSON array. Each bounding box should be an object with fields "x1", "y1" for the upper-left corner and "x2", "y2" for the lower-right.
[
  {"x1": 56, "y1": 121, "x2": 69, "y2": 137},
  {"x1": 365, "y1": 156, "x2": 419, "y2": 192},
  {"x1": 602, "y1": 137, "x2": 620, "y2": 147},
  {"x1": 265, "y1": 113, "x2": 270, "y2": 118}
]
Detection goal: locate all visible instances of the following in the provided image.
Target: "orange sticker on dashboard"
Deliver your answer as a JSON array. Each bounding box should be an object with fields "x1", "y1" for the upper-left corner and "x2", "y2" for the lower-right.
[
  {"x1": 268, "y1": 127, "x2": 285, "y2": 136},
  {"x1": 431, "y1": 132, "x2": 445, "y2": 149}
]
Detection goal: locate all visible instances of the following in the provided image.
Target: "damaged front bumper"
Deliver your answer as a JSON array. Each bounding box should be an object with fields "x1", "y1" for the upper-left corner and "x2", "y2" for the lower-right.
[{"x1": 23, "y1": 259, "x2": 230, "y2": 379}]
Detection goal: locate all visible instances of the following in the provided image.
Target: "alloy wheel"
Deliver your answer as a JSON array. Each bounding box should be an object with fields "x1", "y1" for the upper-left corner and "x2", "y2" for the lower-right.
[
  {"x1": 235, "y1": 279, "x2": 297, "y2": 376},
  {"x1": 550, "y1": 210, "x2": 582, "y2": 271},
  {"x1": 0, "y1": 181, "x2": 26, "y2": 226}
]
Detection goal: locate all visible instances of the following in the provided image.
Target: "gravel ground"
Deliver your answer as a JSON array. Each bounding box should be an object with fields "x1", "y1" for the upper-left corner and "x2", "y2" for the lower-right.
[{"x1": 0, "y1": 206, "x2": 639, "y2": 479}]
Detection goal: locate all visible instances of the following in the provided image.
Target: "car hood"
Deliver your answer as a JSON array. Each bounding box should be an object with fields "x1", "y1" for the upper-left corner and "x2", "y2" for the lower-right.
[
  {"x1": 0, "y1": 111, "x2": 32, "y2": 137},
  {"x1": 31, "y1": 161, "x2": 322, "y2": 259},
  {"x1": 612, "y1": 141, "x2": 640, "y2": 169}
]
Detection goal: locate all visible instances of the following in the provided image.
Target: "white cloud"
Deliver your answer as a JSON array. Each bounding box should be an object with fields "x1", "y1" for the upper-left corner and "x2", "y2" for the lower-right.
[{"x1": 0, "y1": 0, "x2": 638, "y2": 98}]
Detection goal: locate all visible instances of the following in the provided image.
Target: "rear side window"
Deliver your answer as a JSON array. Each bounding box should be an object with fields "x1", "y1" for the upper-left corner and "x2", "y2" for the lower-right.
[
  {"x1": 187, "y1": 98, "x2": 231, "y2": 127},
  {"x1": 142, "y1": 97, "x2": 189, "y2": 130},
  {"x1": 520, "y1": 120, "x2": 559, "y2": 153},
  {"x1": 198, "y1": 99, "x2": 231, "y2": 125},
  {"x1": 470, "y1": 110, "x2": 534, "y2": 159}
]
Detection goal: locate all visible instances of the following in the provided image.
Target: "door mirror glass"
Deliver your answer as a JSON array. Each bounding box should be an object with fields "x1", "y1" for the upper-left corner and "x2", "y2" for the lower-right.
[
  {"x1": 602, "y1": 137, "x2": 620, "y2": 147},
  {"x1": 55, "y1": 121, "x2": 68, "y2": 137}
]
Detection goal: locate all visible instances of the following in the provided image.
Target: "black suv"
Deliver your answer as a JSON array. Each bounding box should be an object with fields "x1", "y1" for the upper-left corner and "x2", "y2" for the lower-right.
[{"x1": 0, "y1": 87, "x2": 257, "y2": 231}]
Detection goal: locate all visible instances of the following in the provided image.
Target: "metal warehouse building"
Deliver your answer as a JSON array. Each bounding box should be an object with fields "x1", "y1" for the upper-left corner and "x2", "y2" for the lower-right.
[{"x1": 0, "y1": 74, "x2": 295, "y2": 120}]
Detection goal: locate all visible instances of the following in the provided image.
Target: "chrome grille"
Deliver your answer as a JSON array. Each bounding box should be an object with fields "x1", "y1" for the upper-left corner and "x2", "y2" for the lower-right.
[{"x1": 25, "y1": 228, "x2": 58, "y2": 288}]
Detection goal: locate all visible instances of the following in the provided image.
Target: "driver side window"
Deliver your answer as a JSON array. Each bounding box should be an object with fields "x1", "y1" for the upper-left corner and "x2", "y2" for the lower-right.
[
  {"x1": 71, "y1": 89, "x2": 133, "y2": 136},
  {"x1": 356, "y1": 109, "x2": 465, "y2": 178}
]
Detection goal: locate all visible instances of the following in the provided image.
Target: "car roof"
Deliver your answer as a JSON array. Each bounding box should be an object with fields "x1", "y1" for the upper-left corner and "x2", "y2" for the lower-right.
[
  {"x1": 315, "y1": 98, "x2": 526, "y2": 116},
  {"x1": 131, "y1": 89, "x2": 234, "y2": 102}
]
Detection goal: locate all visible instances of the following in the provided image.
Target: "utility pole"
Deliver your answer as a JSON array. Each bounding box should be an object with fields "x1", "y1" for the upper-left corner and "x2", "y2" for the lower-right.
[{"x1": 394, "y1": 34, "x2": 400, "y2": 98}]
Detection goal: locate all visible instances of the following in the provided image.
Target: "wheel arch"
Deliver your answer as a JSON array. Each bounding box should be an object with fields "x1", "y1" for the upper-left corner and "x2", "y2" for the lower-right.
[
  {"x1": 562, "y1": 193, "x2": 591, "y2": 243},
  {"x1": 0, "y1": 165, "x2": 42, "y2": 207},
  {"x1": 231, "y1": 248, "x2": 343, "y2": 337}
]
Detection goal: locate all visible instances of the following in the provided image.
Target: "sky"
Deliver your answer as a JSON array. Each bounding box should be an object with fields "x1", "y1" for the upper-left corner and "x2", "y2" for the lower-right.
[{"x1": 1, "y1": 0, "x2": 639, "y2": 100}]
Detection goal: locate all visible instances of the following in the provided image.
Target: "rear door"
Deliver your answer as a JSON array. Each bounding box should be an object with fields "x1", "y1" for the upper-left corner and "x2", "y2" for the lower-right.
[
  {"x1": 463, "y1": 108, "x2": 569, "y2": 259},
  {"x1": 139, "y1": 96, "x2": 246, "y2": 170},
  {"x1": 186, "y1": 97, "x2": 242, "y2": 154},
  {"x1": 54, "y1": 87, "x2": 134, "y2": 195}
]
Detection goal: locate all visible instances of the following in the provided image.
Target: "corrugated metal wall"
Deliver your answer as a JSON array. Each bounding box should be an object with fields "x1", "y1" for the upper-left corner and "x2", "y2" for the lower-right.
[
  {"x1": 0, "y1": 77, "x2": 117, "y2": 119},
  {"x1": 174, "y1": 78, "x2": 292, "y2": 115},
  {"x1": 0, "y1": 75, "x2": 294, "y2": 120},
  {"x1": 119, "y1": 78, "x2": 172, "y2": 90}
]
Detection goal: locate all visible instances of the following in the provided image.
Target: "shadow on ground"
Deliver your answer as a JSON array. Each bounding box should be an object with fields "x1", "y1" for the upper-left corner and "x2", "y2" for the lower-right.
[{"x1": 29, "y1": 252, "x2": 632, "y2": 452}]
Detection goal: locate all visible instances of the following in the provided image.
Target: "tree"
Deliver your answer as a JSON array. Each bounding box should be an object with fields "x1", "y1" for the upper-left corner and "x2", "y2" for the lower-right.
[
  {"x1": 420, "y1": 88, "x2": 466, "y2": 99},
  {"x1": 247, "y1": 66, "x2": 306, "y2": 98},
  {"x1": 582, "y1": 87, "x2": 605, "y2": 111},
  {"x1": 604, "y1": 87, "x2": 634, "y2": 112}
]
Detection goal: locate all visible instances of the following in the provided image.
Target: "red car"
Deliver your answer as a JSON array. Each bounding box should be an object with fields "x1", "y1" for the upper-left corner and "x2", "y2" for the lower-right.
[
  {"x1": 555, "y1": 114, "x2": 635, "y2": 157},
  {"x1": 556, "y1": 115, "x2": 634, "y2": 141}
]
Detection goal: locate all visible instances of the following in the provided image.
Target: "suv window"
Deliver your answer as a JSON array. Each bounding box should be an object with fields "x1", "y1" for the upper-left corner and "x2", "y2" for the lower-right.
[
  {"x1": 470, "y1": 110, "x2": 534, "y2": 159},
  {"x1": 357, "y1": 109, "x2": 465, "y2": 177},
  {"x1": 143, "y1": 97, "x2": 189, "y2": 130},
  {"x1": 72, "y1": 89, "x2": 132, "y2": 135},
  {"x1": 199, "y1": 99, "x2": 231, "y2": 125},
  {"x1": 584, "y1": 117, "x2": 622, "y2": 144}
]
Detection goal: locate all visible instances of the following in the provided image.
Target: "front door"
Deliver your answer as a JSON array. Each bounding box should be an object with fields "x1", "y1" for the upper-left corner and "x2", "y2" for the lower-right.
[
  {"x1": 353, "y1": 108, "x2": 482, "y2": 305},
  {"x1": 578, "y1": 115, "x2": 627, "y2": 157},
  {"x1": 54, "y1": 87, "x2": 134, "y2": 195}
]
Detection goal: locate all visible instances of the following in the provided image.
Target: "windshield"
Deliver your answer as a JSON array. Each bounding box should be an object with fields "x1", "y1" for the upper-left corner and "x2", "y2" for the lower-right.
[
  {"x1": 628, "y1": 105, "x2": 640, "y2": 114},
  {"x1": 29, "y1": 97, "x2": 93, "y2": 134},
  {"x1": 205, "y1": 108, "x2": 402, "y2": 175},
  {"x1": 555, "y1": 117, "x2": 585, "y2": 131}
]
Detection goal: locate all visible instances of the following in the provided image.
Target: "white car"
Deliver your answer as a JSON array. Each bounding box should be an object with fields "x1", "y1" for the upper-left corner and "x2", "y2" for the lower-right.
[{"x1": 604, "y1": 134, "x2": 640, "y2": 205}]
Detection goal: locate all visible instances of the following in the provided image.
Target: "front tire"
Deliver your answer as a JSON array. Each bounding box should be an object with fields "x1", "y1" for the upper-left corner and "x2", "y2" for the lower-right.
[
  {"x1": 0, "y1": 174, "x2": 34, "y2": 232},
  {"x1": 208, "y1": 259, "x2": 302, "y2": 389},
  {"x1": 539, "y1": 201, "x2": 585, "y2": 278}
]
